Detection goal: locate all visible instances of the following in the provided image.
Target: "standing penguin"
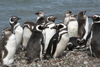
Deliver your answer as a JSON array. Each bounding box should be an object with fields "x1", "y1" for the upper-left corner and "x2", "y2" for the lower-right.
[
  {"x1": 22, "y1": 22, "x2": 35, "y2": 51},
  {"x1": 26, "y1": 24, "x2": 45, "y2": 63},
  {"x1": 77, "y1": 11, "x2": 89, "y2": 40},
  {"x1": 43, "y1": 15, "x2": 56, "y2": 53},
  {"x1": 1, "y1": 27, "x2": 17, "y2": 65},
  {"x1": 85, "y1": 14, "x2": 100, "y2": 57},
  {"x1": 35, "y1": 11, "x2": 47, "y2": 24},
  {"x1": 44, "y1": 23, "x2": 69, "y2": 58},
  {"x1": 9, "y1": 16, "x2": 23, "y2": 50},
  {"x1": 67, "y1": 14, "x2": 78, "y2": 37},
  {"x1": 63, "y1": 10, "x2": 72, "y2": 25}
]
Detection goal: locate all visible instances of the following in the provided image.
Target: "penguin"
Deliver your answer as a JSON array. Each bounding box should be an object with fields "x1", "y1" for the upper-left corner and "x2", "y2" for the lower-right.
[
  {"x1": 22, "y1": 21, "x2": 35, "y2": 51},
  {"x1": 67, "y1": 14, "x2": 78, "y2": 37},
  {"x1": 44, "y1": 23, "x2": 69, "y2": 58},
  {"x1": 0, "y1": 27, "x2": 17, "y2": 65},
  {"x1": 67, "y1": 37, "x2": 86, "y2": 51},
  {"x1": 63, "y1": 10, "x2": 72, "y2": 25},
  {"x1": 26, "y1": 24, "x2": 45, "y2": 63},
  {"x1": 42, "y1": 15, "x2": 56, "y2": 53},
  {"x1": 84, "y1": 14, "x2": 100, "y2": 57},
  {"x1": 9, "y1": 16, "x2": 23, "y2": 51},
  {"x1": 35, "y1": 11, "x2": 47, "y2": 25},
  {"x1": 77, "y1": 11, "x2": 89, "y2": 40}
]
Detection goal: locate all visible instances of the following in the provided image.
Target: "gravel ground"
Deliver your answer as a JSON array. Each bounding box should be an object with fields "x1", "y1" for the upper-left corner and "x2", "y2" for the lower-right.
[{"x1": 1, "y1": 48, "x2": 100, "y2": 67}]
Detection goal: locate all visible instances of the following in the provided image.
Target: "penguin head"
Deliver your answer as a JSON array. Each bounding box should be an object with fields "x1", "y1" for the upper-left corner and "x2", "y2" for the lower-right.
[
  {"x1": 65, "y1": 10, "x2": 72, "y2": 17},
  {"x1": 35, "y1": 11, "x2": 44, "y2": 17},
  {"x1": 35, "y1": 24, "x2": 45, "y2": 32},
  {"x1": 78, "y1": 11, "x2": 86, "y2": 18},
  {"x1": 47, "y1": 15, "x2": 56, "y2": 22},
  {"x1": 88, "y1": 14, "x2": 100, "y2": 23},
  {"x1": 70, "y1": 14, "x2": 77, "y2": 19},
  {"x1": 2, "y1": 27, "x2": 12, "y2": 37},
  {"x1": 56, "y1": 23, "x2": 67, "y2": 31},
  {"x1": 67, "y1": 42, "x2": 74, "y2": 51},
  {"x1": 77, "y1": 38, "x2": 86, "y2": 46},
  {"x1": 9, "y1": 16, "x2": 21, "y2": 26}
]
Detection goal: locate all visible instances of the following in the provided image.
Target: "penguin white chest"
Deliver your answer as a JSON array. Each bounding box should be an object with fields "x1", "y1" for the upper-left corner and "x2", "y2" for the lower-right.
[
  {"x1": 68, "y1": 21, "x2": 78, "y2": 37},
  {"x1": 43, "y1": 23, "x2": 56, "y2": 51},
  {"x1": 22, "y1": 27, "x2": 32, "y2": 48},
  {"x1": 64, "y1": 17, "x2": 70, "y2": 25},
  {"x1": 14, "y1": 26, "x2": 23, "y2": 48},
  {"x1": 53, "y1": 33, "x2": 69, "y2": 57},
  {"x1": 3, "y1": 34, "x2": 17, "y2": 65},
  {"x1": 44, "y1": 28, "x2": 56, "y2": 50}
]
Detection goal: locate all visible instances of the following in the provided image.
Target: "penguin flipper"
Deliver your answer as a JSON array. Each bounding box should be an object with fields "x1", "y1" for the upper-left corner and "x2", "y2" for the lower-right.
[{"x1": 51, "y1": 38, "x2": 58, "y2": 56}]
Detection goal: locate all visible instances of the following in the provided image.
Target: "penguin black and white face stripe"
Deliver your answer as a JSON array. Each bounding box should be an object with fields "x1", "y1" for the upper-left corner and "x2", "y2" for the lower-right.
[
  {"x1": 56, "y1": 23, "x2": 67, "y2": 31},
  {"x1": 89, "y1": 14, "x2": 100, "y2": 23},
  {"x1": 47, "y1": 15, "x2": 56, "y2": 22},
  {"x1": 35, "y1": 11, "x2": 44, "y2": 17},
  {"x1": 65, "y1": 10, "x2": 72, "y2": 17},
  {"x1": 36, "y1": 25, "x2": 45, "y2": 32},
  {"x1": 9, "y1": 16, "x2": 21, "y2": 26}
]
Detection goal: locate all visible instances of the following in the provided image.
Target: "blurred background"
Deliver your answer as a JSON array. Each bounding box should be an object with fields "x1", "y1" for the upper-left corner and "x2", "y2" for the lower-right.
[{"x1": 0, "y1": 0, "x2": 100, "y2": 37}]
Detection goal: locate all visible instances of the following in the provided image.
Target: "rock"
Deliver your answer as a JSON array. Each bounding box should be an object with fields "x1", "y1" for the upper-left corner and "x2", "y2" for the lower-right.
[{"x1": 84, "y1": 61, "x2": 88, "y2": 65}]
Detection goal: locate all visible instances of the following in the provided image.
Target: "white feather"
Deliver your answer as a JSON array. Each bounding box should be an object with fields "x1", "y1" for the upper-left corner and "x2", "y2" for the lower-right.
[
  {"x1": 22, "y1": 27, "x2": 32, "y2": 49},
  {"x1": 43, "y1": 23, "x2": 56, "y2": 51},
  {"x1": 68, "y1": 20, "x2": 78, "y2": 37},
  {"x1": 83, "y1": 16, "x2": 89, "y2": 40},
  {"x1": 3, "y1": 34, "x2": 17, "y2": 65},
  {"x1": 14, "y1": 23, "x2": 23, "y2": 49}
]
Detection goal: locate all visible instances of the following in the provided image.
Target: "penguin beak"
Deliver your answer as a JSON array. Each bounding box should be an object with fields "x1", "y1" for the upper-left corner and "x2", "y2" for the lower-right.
[
  {"x1": 35, "y1": 12, "x2": 39, "y2": 15},
  {"x1": 88, "y1": 16, "x2": 93, "y2": 18},
  {"x1": 54, "y1": 17, "x2": 57, "y2": 19},
  {"x1": 69, "y1": 11, "x2": 72, "y2": 14},
  {"x1": 18, "y1": 18, "x2": 21, "y2": 20}
]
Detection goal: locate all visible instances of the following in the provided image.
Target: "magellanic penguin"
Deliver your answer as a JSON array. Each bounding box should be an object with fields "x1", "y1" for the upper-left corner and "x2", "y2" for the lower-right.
[
  {"x1": 85, "y1": 14, "x2": 100, "y2": 58},
  {"x1": 67, "y1": 14, "x2": 78, "y2": 37},
  {"x1": 26, "y1": 24, "x2": 45, "y2": 64},
  {"x1": 22, "y1": 22, "x2": 35, "y2": 51},
  {"x1": 67, "y1": 37, "x2": 86, "y2": 51},
  {"x1": 9, "y1": 16, "x2": 23, "y2": 50},
  {"x1": 77, "y1": 11, "x2": 89, "y2": 40},
  {"x1": 35, "y1": 11, "x2": 47, "y2": 25},
  {"x1": 44, "y1": 23, "x2": 69, "y2": 58},
  {"x1": 0, "y1": 27, "x2": 17, "y2": 65},
  {"x1": 43, "y1": 15, "x2": 56, "y2": 54},
  {"x1": 63, "y1": 10, "x2": 72, "y2": 25}
]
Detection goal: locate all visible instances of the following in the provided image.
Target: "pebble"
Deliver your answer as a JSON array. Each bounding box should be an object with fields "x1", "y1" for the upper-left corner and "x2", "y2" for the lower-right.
[
  {"x1": 3, "y1": 48, "x2": 100, "y2": 67},
  {"x1": 84, "y1": 61, "x2": 88, "y2": 65}
]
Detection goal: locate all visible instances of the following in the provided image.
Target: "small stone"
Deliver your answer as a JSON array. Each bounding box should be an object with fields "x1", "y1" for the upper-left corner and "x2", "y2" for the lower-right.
[
  {"x1": 84, "y1": 61, "x2": 88, "y2": 65},
  {"x1": 12, "y1": 65, "x2": 17, "y2": 67}
]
